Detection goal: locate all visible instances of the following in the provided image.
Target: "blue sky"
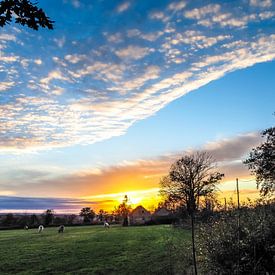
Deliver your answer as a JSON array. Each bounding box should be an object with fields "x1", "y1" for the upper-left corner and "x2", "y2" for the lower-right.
[{"x1": 0, "y1": 0, "x2": 274, "y2": 212}]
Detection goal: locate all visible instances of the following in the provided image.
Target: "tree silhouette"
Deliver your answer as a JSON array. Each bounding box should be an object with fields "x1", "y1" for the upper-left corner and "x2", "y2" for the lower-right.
[
  {"x1": 244, "y1": 126, "x2": 275, "y2": 196},
  {"x1": 98, "y1": 209, "x2": 108, "y2": 222},
  {"x1": 44, "y1": 209, "x2": 54, "y2": 225},
  {"x1": 79, "y1": 207, "x2": 95, "y2": 223},
  {"x1": 115, "y1": 195, "x2": 131, "y2": 226},
  {"x1": 0, "y1": 0, "x2": 54, "y2": 30},
  {"x1": 160, "y1": 152, "x2": 224, "y2": 275}
]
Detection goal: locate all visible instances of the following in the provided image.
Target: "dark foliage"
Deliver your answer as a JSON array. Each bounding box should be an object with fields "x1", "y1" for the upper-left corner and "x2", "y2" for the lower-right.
[
  {"x1": 244, "y1": 127, "x2": 275, "y2": 196},
  {"x1": 0, "y1": 0, "x2": 54, "y2": 30},
  {"x1": 198, "y1": 201, "x2": 275, "y2": 274},
  {"x1": 44, "y1": 209, "x2": 54, "y2": 225},
  {"x1": 79, "y1": 207, "x2": 95, "y2": 223}
]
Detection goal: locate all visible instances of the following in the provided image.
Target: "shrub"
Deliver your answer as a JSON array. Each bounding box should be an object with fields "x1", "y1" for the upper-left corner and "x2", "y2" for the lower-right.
[{"x1": 198, "y1": 202, "x2": 275, "y2": 274}]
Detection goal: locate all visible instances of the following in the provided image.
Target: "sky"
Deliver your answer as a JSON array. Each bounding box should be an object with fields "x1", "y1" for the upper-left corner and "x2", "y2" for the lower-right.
[{"x1": 0, "y1": 0, "x2": 274, "y2": 213}]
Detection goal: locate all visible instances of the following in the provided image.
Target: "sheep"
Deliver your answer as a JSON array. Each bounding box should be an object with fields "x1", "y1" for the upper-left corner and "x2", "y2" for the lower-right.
[
  {"x1": 24, "y1": 225, "x2": 29, "y2": 230},
  {"x1": 38, "y1": 225, "x2": 44, "y2": 233},
  {"x1": 58, "y1": 225, "x2": 65, "y2": 233},
  {"x1": 104, "y1": 221, "x2": 110, "y2": 228}
]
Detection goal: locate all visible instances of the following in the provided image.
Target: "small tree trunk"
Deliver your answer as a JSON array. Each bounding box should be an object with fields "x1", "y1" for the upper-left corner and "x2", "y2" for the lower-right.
[{"x1": 191, "y1": 211, "x2": 198, "y2": 275}]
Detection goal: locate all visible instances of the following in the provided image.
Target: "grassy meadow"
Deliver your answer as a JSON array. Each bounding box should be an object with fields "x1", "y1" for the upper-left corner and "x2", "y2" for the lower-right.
[{"x1": 0, "y1": 225, "x2": 191, "y2": 274}]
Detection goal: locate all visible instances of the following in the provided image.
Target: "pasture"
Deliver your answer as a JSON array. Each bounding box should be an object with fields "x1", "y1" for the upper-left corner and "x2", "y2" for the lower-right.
[{"x1": 0, "y1": 225, "x2": 191, "y2": 274}]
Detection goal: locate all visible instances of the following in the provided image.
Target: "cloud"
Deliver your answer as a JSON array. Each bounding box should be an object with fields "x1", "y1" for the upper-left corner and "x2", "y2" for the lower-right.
[
  {"x1": 184, "y1": 4, "x2": 270, "y2": 28},
  {"x1": 117, "y1": 2, "x2": 130, "y2": 13},
  {"x1": 0, "y1": 196, "x2": 104, "y2": 213},
  {"x1": 115, "y1": 45, "x2": 153, "y2": 60},
  {"x1": 0, "y1": 82, "x2": 15, "y2": 92},
  {"x1": 53, "y1": 36, "x2": 66, "y2": 48},
  {"x1": 64, "y1": 54, "x2": 86, "y2": 64},
  {"x1": 71, "y1": 0, "x2": 80, "y2": 8},
  {"x1": 0, "y1": 55, "x2": 19, "y2": 63},
  {"x1": 1, "y1": 132, "x2": 262, "y2": 199},
  {"x1": 165, "y1": 30, "x2": 231, "y2": 49},
  {"x1": 184, "y1": 4, "x2": 221, "y2": 20},
  {"x1": 250, "y1": 0, "x2": 272, "y2": 8},
  {"x1": 127, "y1": 29, "x2": 163, "y2": 42},
  {"x1": 0, "y1": 1, "x2": 274, "y2": 151},
  {"x1": 0, "y1": 33, "x2": 16, "y2": 41},
  {"x1": 34, "y1": 59, "x2": 42, "y2": 65},
  {"x1": 167, "y1": 1, "x2": 186, "y2": 12},
  {"x1": 149, "y1": 11, "x2": 169, "y2": 22},
  {"x1": 40, "y1": 70, "x2": 69, "y2": 85}
]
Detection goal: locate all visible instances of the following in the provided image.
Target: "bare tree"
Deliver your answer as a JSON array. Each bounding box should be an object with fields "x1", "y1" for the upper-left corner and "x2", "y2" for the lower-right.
[{"x1": 160, "y1": 152, "x2": 224, "y2": 275}]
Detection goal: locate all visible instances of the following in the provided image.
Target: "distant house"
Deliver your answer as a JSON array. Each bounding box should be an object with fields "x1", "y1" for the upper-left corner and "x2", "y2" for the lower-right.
[
  {"x1": 130, "y1": 206, "x2": 151, "y2": 225},
  {"x1": 153, "y1": 207, "x2": 171, "y2": 217},
  {"x1": 152, "y1": 207, "x2": 174, "y2": 224}
]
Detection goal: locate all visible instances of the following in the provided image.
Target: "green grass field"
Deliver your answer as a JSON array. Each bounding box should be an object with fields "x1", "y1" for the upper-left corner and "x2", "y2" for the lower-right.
[{"x1": 0, "y1": 225, "x2": 191, "y2": 274}]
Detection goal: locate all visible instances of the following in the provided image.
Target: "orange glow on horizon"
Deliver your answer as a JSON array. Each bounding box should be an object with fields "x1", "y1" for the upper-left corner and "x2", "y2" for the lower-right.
[{"x1": 80, "y1": 177, "x2": 261, "y2": 212}]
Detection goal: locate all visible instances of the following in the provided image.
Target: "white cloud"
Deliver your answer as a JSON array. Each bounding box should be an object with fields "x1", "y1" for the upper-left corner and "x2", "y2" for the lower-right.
[
  {"x1": 117, "y1": 2, "x2": 130, "y2": 13},
  {"x1": 0, "y1": 82, "x2": 15, "y2": 92},
  {"x1": 149, "y1": 11, "x2": 169, "y2": 23},
  {"x1": 53, "y1": 36, "x2": 66, "y2": 48},
  {"x1": 40, "y1": 70, "x2": 69, "y2": 85},
  {"x1": 64, "y1": 54, "x2": 86, "y2": 64},
  {"x1": 168, "y1": 1, "x2": 186, "y2": 11},
  {"x1": 115, "y1": 45, "x2": 153, "y2": 60},
  {"x1": 127, "y1": 29, "x2": 163, "y2": 41},
  {"x1": 0, "y1": 34, "x2": 16, "y2": 41},
  {"x1": 250, "y1": 0, "x2": 272, "y2": 8},
  {"x1": 0, "y1": 55, "x2": 19, "y2": 63},
  {"x1": 34, "y1": 59, "x2": 42, "y2": 65},
  {"x1": 184, "y1": 4, "x2": 221, "y2": 20},
  {"x1": 184, "y1": 4, "x2": 264, "y2": 28}
]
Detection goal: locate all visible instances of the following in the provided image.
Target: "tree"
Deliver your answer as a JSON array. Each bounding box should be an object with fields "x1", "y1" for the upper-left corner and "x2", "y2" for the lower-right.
[
  {"x1": 160, "y1": 152, "x2": 224, "y2": 275},
  {"x1": 0, "y1": 0, "x2": 54, "y2": 30},
  {"x1": 98, "y1": 209, "x2": 108, "y2": 222},
  {"x1": 244, "y1": 127, "x2": 275, "y2": 196},
  {"x1": 114, "y1": 195, "x2": 131, "y2": 226},
  {"x1": 44, "y1": 209, "x2": 54, "y2": 225},
  {"x1": 30, "y1": 214, "x2": 39, "y2": 226},
  {"x1": 2, "y1": 213, "x2": 16, "y2": 226},
  {"x1": 79, "y1": 207, "x2": 95, "y2": 223}
]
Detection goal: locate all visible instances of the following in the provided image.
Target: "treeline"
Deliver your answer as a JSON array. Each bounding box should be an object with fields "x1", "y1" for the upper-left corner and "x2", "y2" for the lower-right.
[{"x1": 0, "y1": 212, "x2": 80, "y2": 230}]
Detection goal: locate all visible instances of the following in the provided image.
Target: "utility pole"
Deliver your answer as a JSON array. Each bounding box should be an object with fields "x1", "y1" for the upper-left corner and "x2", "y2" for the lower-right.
[
  {"x1": 236, "y1": 178, "x2": 240, "y2": 211},
  {"x1": 224, "y1": 197, "x2": 227, "y2": 211},
  {"x1": 236, "y1": 178, "x2": 240, "y2": 275}
]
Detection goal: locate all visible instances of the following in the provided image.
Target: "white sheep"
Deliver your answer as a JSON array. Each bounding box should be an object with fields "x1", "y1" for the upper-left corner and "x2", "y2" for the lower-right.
[
  {"x1": 104, "y1": 221, "x2": 110, "y2": 228},
  {"x1": 38, "y1": 225, "x2": 44, "y2": 233}
]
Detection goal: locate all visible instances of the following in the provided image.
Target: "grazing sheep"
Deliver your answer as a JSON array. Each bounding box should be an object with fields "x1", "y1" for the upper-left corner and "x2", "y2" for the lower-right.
[
  {"x1": 38, "y1": 225, "x2": 44, "y2": 233},
  {"x1": 58, "y1": 225, "x2": 65, "y2": 233},
  {"x1": 104, "y1": 221, "x2": 110, "y2": 228},
  {"x1": 24, "y1": 225, "x2": 29, "y2": 230}
]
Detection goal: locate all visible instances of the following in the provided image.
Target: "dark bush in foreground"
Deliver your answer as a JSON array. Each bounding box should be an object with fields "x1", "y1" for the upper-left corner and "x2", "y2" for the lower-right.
[{"x1": 198, "y1": 202, "x2": 275, "y2": 274}]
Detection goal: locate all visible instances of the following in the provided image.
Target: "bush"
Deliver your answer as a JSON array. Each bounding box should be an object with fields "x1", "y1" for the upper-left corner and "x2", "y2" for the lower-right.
[{"x1": 198, "y1": 202, "x2": 275, "y2": 274}]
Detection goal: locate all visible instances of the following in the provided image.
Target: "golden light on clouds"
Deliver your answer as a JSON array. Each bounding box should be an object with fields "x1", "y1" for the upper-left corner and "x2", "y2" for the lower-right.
[{"x1": 81, "y1": 188, "x2": 161, "y2": 212}]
